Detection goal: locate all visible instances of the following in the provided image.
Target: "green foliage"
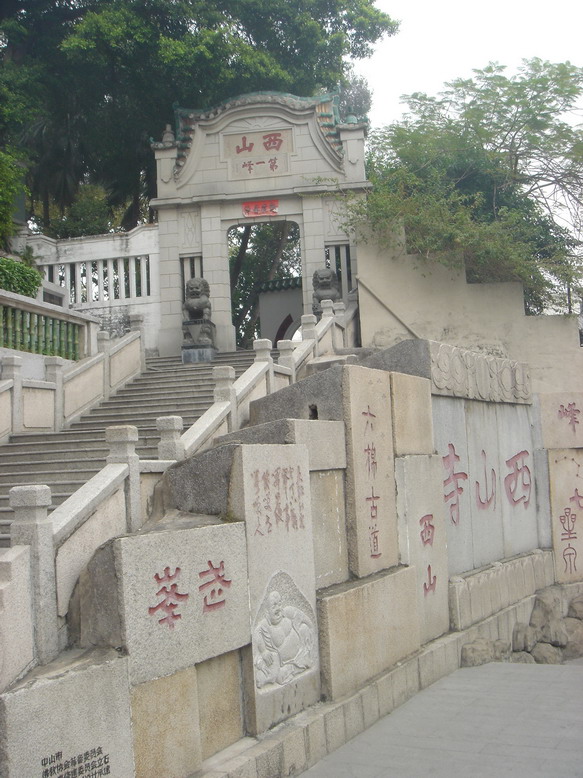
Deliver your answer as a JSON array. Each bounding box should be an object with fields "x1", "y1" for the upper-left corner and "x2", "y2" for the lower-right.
[
  {"x1": 1, "y1": 0, "x2": 397, "y2": 232},
  {"x1": 0, "y1": 148, "x2": 24, "y2": 249},
  {"x1": 0, "y1": 255, "x2": 43, "y2": 297},
  {"x1": 48, "y1": 184, "x2": 117, "y2": 239},
  {"x1": 348, "y1": 60, "x2": 583, "y2": 313}
]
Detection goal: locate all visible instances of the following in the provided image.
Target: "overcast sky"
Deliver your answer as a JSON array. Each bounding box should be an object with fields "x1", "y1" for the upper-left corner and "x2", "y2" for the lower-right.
[{"x1": 356, "y1": 0, "x2": 583, "y2": 129}]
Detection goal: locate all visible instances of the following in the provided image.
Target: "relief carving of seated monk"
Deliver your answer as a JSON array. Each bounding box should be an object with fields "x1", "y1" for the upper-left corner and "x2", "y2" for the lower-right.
[{"x1": 254, "y1": 591, "x2": 316, "y2": 688}]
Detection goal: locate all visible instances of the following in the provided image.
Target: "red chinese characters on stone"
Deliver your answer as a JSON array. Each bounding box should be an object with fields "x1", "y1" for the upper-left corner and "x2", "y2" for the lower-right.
[
  {"x1": 366, "y1": 487, "x2": 382, "y2": 558},
  {"x1": 504, "y1": 450, "x2": 532, "y2": 508},
  {"x1": 242, "y1": 199, "x2": 279, "y2": 217},
  {"x1": 198, "y1": 560, "x2": 232, "y2": 613},
  {"x1": 475, "y1": 449, "x2": 497, "y2": 510},
  {"x1": 423, "y1": 565, "x2": 437, "y2": 595},
  {"x1": 262, "y1": 132, "x2": 283, "y2": 151},
  {"x1": 419, "y1": 514, "x2": 435, "y2": 547},
  {"x1": 559, "y1": 507, "x2": 577, "y2": 541},
  {"x1": 558, "y1": 402, "x2": 580, "y2": 433},
  {"x1": 570, "y1": 488, "x2": 583, "y2": 509},
  {"x1": 251, "y1": 466, "x2": 306, "y2": 536},
  {"x1": 563, "y1": 544, "x2": 578, "y2": 574},
  {"x1": 236, "y1": 135, "x2": 255, "y2": 154},
  {"x1": 443, "y1": 443, "x2": 468, "y2": 526},
  {"x1": 148, "y1": 567, "x2": 189, "y2": 629},
  {"x1": 362, "y1": 405, "x2": 382, "y2": 559}
]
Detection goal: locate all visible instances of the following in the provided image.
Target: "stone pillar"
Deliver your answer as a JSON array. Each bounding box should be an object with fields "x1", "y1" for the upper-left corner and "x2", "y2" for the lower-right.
[
  {"x1": 213, "y1": 366, "x2": 237, "y2": 431},
  {"x1": 300, "y1": 315, "x2": 318, "y2": 357},
  {"x1": 85, "y1": 320, "x2": 99, "y2": 357},
  {"x1": 129, "y1": 313, "x2": 147, "y2": 372},
  {"x1": 253, "y1": 338, "x2": 274, "y2": 394},
  {"x1": 9, "y1": 484, "x2": 59, "y2": 664},
  {"x1": 97, "y1": 330, "x2": 111, "y2": 401},
  {"x1": 156, "y1": 416, "x2": 185, "y2": 461},
  {"x1": 333, "y1": 301, "x2": 347, "y2": 349},
  {"x1": 45, "y1": 356, "x2": 65, "y2": 431},
  {"x1": 320, "y1": 299, "x2": 334, "y2": 320},
  {"x1": 2, "y1": 356, "x2": 23, "y2": 433},
  {"x1": 106, "y1": 425, "x2": 142, "y2": 532},
  {"x1": 277, "y1": 340, "x2": 296, "y2": 383}
]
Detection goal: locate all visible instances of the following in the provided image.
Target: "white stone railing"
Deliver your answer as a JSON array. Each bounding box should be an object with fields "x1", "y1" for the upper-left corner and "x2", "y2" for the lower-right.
[
  {"x1": 27, "y1": 225, "x2": 159, "y2": 310},
  {"x1": 0, "y1": 317, "x2": 144, "y2": 440}
]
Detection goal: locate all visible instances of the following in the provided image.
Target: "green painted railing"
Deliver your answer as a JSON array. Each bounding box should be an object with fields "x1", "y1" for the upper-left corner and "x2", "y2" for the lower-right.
[{"x1": 0, "y1": 305, "x2": 81, "y2": 359}]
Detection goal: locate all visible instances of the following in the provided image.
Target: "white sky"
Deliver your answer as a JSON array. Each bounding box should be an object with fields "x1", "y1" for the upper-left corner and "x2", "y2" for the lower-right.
[{"x1": 356, "y1": 0, "x2": 583, "y2": 129}]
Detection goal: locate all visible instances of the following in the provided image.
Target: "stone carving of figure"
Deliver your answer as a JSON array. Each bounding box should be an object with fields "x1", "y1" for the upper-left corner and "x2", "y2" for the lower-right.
[
  {"x1": 182, "y1": 277, "x2": 213, "y2": 347},
  {"x1": 254, "y1": 591, "x2": 316, "y2": 688},
  {"x1": 183, "y1": 277, "x2": 212, "y2": 322},
  {"x1": 312, "y1": 267, "x2": 341, "y2": 317}
]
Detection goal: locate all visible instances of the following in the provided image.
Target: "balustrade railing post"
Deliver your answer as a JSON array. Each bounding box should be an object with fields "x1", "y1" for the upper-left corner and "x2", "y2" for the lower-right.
[
  {"x1": 277, "y1": 339, "x2": 296, "y2": 383},
  {"x1": 333, "y1": 301, "x2": 347, "y2": 348},
  {"x1": 129, "y1": 313, "x2": 146, "y2": 373},
  {"x1": 213, "y1": 365, "x2": 238, "y2": 431},
  {"x1": 156, "y1": 416, "x2": 185, "y2": 461},
  {"x1": 45, "y1": 356, "x2": 65, "y2": 431},
  {"x1": 2, "y1": 355, "x2": 23, "y2": 433},
  {"x1": 97, "y1": 331, "x2": 111, "y2": 401},
  {"x1": 300, "y1": 314, "x2": 318, "y2": 357},
  {"x1": 253, "y1": 338, "x2": 274, "y2": 394},
  {"x1": 106, "y1": 425, "x2": 142, "y2": 532},
  {"x1": 9, "y1": 484, "x2": 59, "y2": 664}
]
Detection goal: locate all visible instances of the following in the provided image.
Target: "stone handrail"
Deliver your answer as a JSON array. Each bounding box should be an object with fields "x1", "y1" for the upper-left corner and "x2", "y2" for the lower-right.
[
  {"x1": 0, "y1": 297, "x2": 352, "y2": 685},
  {"x1": 0, "y1": 322, "x2": 144, "y2": 439}
]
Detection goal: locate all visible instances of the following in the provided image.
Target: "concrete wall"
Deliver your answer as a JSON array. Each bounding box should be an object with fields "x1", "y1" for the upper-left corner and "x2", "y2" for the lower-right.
[{"x1": 357, "y1": 239, "x2": 583, "y2": 393}]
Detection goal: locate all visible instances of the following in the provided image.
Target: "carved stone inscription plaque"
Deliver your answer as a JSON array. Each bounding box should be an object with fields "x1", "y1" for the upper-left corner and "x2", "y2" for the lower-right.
[{"x1": 229, "y1": 443, "x2": 319, "y2": 734}]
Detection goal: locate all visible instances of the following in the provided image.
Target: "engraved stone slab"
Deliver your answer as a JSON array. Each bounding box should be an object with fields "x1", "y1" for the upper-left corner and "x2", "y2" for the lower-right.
[
  {"x1": 343, "y1": 366, "x2": 398, "y2": 577},
  {"x1": 432, "y1": 396, "x2": 473, "y2": 575},
  {"x1": 395, "y1": 456, "x2": 449, "y2": 644},
  {"x1": 538, "y1": 392, "x2": 583, "y2": 450},
  {"x1": 229, "y1": 444, "x2": 319, "y2": 734},
  {"x1": 465, "y1": 401, "x2": 504, "y2": 567},
  {"x1": 496, "y1": 403, "x2": 538, "y2": 558},
  {"x1": 74, "y1": 519, "x2": 250, "y2": 685},
  {"x1": 0, "y1": 649, "x2": 134, "y2": 778},
  {"x1": 549, "y1": 449, "x2": 583, "y2": 584}
]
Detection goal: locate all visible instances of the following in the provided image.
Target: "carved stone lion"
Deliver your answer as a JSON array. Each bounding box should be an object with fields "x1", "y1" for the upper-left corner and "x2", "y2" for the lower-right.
[
  {"x1": 312, "y1": 267, "x2": 341, "y2": 317},
  {"x1": 183, "y1": 277, "x2": 212, "y2": 322}
]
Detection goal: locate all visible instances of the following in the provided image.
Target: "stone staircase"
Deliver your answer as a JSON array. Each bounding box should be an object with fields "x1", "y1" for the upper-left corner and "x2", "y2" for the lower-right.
[{"x1": 0, "y1": 351, "x2": 256, "y2": 546}]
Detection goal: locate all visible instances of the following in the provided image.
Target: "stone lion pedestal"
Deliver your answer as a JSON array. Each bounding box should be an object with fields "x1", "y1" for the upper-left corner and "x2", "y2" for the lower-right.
[{"x1": 181, "y1": 277, "x2": 218, "y2": 363}]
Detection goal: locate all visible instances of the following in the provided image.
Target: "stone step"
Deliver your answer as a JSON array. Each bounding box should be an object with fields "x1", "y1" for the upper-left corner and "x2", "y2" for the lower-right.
[
  {"x1": 83, "y1": 403, "x2": 210, "y2": 418},
  {"x1": 0, "y1": 468, "x2": 101, "y2": 485},
  {"x1": 0, "y1": 443, "x2": 157, "y2": 461},
  {"x1": 0, "y1": 348, "x2": 258, "y2": 545},
  {"x1": 0, "y1": 457, "x2": 106, "y2": 472}
]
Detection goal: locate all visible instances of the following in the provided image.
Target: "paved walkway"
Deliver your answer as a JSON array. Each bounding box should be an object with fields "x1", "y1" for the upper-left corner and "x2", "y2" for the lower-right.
[{"x1": 300, "y1": 661, "x2": 583, "y2": 778}]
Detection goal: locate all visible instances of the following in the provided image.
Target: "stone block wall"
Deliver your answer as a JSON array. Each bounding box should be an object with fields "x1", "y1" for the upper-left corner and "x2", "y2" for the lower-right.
[{"x1": 1, "y1": 356, "x2": 581, "y2": 778}]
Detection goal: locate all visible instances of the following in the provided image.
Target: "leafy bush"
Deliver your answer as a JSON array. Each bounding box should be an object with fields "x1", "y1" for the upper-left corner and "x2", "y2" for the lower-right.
[{"x1": 0, "y1": 256, "x2": 43, "y2": 297}]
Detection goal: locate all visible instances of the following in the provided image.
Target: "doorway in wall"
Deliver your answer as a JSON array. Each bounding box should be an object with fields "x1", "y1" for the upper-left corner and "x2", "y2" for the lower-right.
[{"x1": 228, "y1": 221, "x2": 301, "y2": 349}]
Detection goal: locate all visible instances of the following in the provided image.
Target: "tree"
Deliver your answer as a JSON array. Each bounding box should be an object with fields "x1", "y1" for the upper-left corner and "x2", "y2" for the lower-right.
[
  {"x1": 229, "y1": 222, "x2": 301, "y2": 348},
  {"x1": 348, "y1": 59, "x2": 583, "y2": 312},
  {"x1": 1, "y1": 0, "x2": 397, "y2": 231}
]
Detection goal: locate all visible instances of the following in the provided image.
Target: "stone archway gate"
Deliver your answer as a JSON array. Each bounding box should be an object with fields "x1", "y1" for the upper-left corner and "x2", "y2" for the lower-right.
[{"x1": 151, "y1": 91, "x2": 369, "y2": 354}]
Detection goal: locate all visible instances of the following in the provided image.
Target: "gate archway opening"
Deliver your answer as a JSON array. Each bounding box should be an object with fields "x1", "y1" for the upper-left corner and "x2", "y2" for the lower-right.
[{"x1": 228, "y1": 220, "x2": 301, "y2": 349}]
